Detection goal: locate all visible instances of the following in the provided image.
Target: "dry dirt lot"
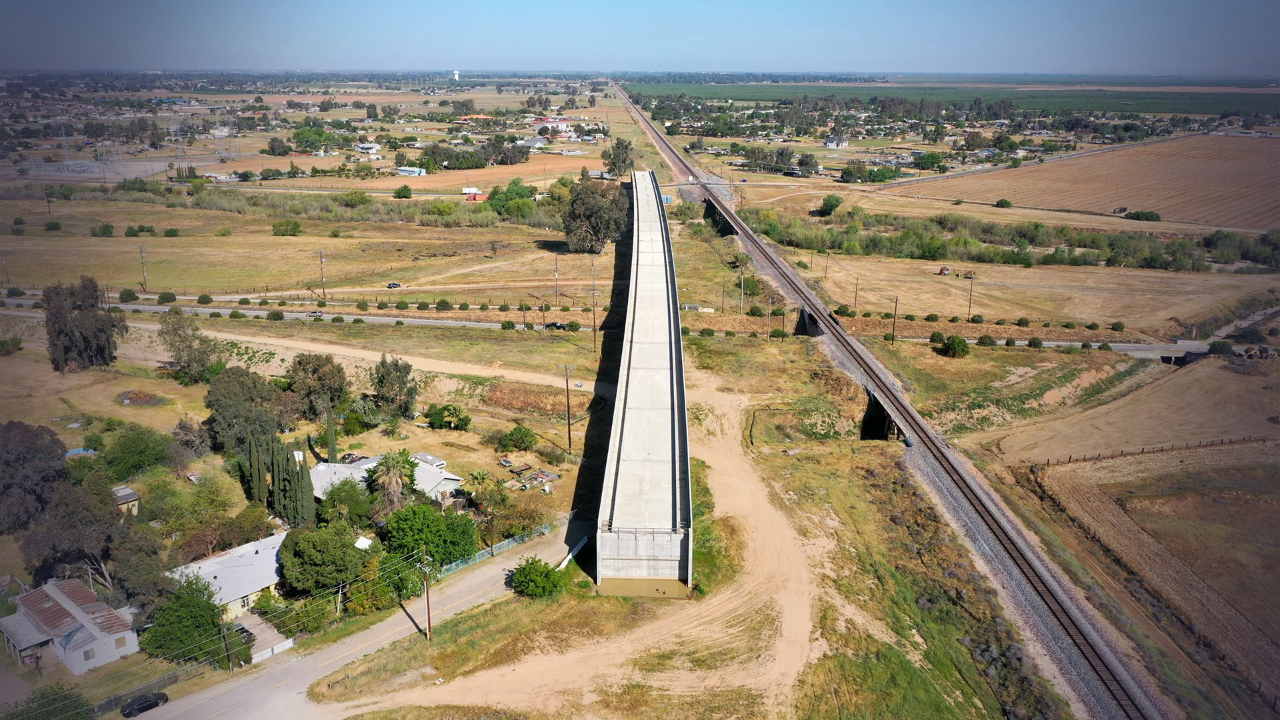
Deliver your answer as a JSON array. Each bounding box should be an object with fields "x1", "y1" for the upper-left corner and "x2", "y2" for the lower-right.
[
  {"x1": 885, "y1": 135, "x2": 1280, "y2": 230},
  {"x1": 967, "y1": 357, "x2": 1279, "y2": 466},
  {"x1": 808, "y1": 253, "x2": 1278, "y2": 334}
]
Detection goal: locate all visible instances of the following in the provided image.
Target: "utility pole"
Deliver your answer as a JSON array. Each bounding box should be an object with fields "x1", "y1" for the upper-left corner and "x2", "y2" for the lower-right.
[
  {"x1": 554, "y1": 255, "x2": 560, "y2": 307},
  {"x1": 318, "y1": 250, "x2": 327, "y2": 299},
  {"x1": 557, "y1": 364, "x2": 576, "y2": 453},
  {"x1": 422, "y1": 550, "x2": 433, "y2": 641},
  {"x1": 739, "y1": 268, "x2": 744, "y2": 313},
  {"x1": 138, "y1": 246, "x2": 148, "y2": 292},
  {"x1": 853, "y1": 276, "x2": 859, "y2": 309},
  {"x1": 967, "y1": 276, "x2": 974, "y2": 320},
  {"x1": 824, "y1": 250, "x2": 830, "y2": 278},
  {"x1": 891, "y1": 296, "x2": 898, "y2": 345},
  {"x1": 589, "y1": 291, "x2": 599, "y2": 353}
]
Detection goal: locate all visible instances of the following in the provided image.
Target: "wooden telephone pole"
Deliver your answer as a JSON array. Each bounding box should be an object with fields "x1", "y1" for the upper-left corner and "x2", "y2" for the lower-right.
[{"x1": 557, "y1": 364, "x2": 576, "y2": 453}]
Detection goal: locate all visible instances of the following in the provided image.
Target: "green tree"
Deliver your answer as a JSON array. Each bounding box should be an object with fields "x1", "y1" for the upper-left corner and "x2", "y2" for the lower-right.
[
  {"x1": 158, "y1": 306, "x2": 225, "y2": 384},
  {"x1": 272, "y1": 219, "x2": 302, "y2": 236},
  {"x1": 497, "y1": 425, "x2": 538, "y2": 452},
  {"x1": 510, "y1": 556, "x2": 562, "y2": 598},
  {"x1": 371, "y1": 355, "x2": 419, "y2": 419},
  {"x1": 563, "y1": 181, "x2": 627, "y2": 253},
  {"x1": 20, "y1": 484, "x2": 120, "y2": 592},
  {"x1": 383, "y1": 504, "x2": 478, "y2": 568},
  {"x1": 204, "y1": 367, "x2": 284, "y2": 454},
  {"x1": 280, "y1": 524, "x2": 365, "y2": 594},
  {"x1": 320, "y1": 477, "x2": 372, "y2": 527},
  {"x1": 43, "y1": 276, "x2": 127, "y2": 372},
  {"x1": 267, "y1": 137, "x2": 292, "y2": 156},
  {"x1": 943, "y1": 335, "x2": 970, "y2": 358},
  {"x1": 601, "y1": 137, "x2": 634, "y2": 176},
  {"x1": 286, "y1": 353, "x2": 349, "y2": 421},
  {"x1": 393, "y1": 185, "x2": 412, "y2": 199},
  {"x1": 248, "y1": 436, "x2": 268, "y2": 505},
  {"x1": 1208, "y1": 340, "x2": 1233, "y2": 355},
  {"x1": 0, "y1": 421, "x2": 67, "y2": 533},
  {"x1": 0, "y1": 682, "x2": 93, "y2": 720},
  {"x1": 818, "y1": 194, "x2": 843, "y2": 216},
  {"x1": 101, "y1": 424, "x2": 173, "y2": 481},
  {"x1": 372, "y1": 448, "x2": 416, "y2": 516},
  {"x1": 426, "y1": 403, "x2": 471, "y2": 431},
  {"x1": 140, "y1": 575, "x2": 223, "y2": 662}
]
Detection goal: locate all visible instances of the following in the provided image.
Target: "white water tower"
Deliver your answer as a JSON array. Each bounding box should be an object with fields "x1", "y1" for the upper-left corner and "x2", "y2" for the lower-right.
[{"x1": 453, "y1": 70, "x2": 459, "y2": 82}]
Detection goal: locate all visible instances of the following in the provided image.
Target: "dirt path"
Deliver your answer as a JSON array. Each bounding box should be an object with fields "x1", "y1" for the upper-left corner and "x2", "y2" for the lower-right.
[{"x1": 313, "y1": 367, "x2": 817, "y2": 717}]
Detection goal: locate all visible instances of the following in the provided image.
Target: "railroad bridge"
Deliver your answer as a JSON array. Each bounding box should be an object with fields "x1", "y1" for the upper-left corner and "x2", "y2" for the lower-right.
[{"x1": 595, "y1": 170, "x2": 693, "y2": 597}]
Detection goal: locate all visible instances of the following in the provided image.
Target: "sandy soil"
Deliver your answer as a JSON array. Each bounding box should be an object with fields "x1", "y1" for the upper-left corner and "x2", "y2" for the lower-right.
[
  {"x1": 808, "y1": 255, "x2": 1278, "y2": 334},
  {"x1": 1042, "y1": 443, "x2": 1280, "y2": 695},
  {"x1": 884, "y1": 135, "x2": 1280, "y2": 229},
  {"x1": 969, "y1": 358, "x2": 1280, "y2": 466},
  {"x1": 311, "y1": 366, "x2": 819, "y2": 718}
]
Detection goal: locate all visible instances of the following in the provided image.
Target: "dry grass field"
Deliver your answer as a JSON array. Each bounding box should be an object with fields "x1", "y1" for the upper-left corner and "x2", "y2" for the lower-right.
[
  {"x1": 886, "y1": 135, "x2": 1280, "y2": 230},
  {"x1": 806, "y1": 253, "x2": 1279, "y2": 333}
]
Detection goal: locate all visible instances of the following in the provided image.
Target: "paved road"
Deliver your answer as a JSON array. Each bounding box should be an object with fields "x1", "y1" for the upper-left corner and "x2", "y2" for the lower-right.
[
  {"x1": 108, "y1": 303, "x2": 510, "y2": 330},
  {"x1": 145, "y1": 524, "x2": 573, "y2": 720}
]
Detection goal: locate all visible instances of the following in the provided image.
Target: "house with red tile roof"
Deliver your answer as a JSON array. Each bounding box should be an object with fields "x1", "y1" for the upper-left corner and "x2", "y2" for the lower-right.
[{"x1": 0, "y1": 579, "x2": 138, "y2": 674}]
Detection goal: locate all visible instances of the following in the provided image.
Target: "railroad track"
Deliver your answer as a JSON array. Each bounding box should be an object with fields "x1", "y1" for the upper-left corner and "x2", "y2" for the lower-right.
[{"x1": 618, "y1": 88, "x2": 1157, "y2": 720}]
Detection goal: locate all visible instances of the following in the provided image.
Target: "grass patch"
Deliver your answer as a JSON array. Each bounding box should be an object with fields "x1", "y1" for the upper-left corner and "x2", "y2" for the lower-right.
[
  {"x1": 690, "y1": 458, "x2": 743, "y2": 597},
  {"x1": 293, "y1": 606, "x2": 400, "y2": 655}
]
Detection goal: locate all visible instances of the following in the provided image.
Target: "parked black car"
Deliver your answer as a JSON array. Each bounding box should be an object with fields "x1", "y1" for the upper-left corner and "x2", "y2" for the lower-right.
[
  {"x1": 121, "y1": 692, "x2": 168, "y2": 717},
  {"x1": 228, "y1": 622, "x2": 256, "y2": 646},
  {"x1": 544, "y1": 322, "x2": 566, "y2": 331},
  {"x1": 386, "y1": 282, "x2": 401, "y2": 289}
]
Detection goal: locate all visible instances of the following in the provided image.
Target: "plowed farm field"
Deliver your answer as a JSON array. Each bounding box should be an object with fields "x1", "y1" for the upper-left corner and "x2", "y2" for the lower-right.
[{"x1": 888, "y1": 135, "x2": 1280, "y2": 230}]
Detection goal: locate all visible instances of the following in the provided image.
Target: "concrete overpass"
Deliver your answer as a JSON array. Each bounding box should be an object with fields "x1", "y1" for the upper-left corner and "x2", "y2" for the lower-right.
[{"x1": 595, "y1": 170, "x2": 693, "y2": 597}]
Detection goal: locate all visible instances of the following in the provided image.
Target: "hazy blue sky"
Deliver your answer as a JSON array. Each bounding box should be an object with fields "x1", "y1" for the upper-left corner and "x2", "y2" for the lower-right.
[{"x1": 3, "y1": 0, "x2": 1277, "y2": 77}]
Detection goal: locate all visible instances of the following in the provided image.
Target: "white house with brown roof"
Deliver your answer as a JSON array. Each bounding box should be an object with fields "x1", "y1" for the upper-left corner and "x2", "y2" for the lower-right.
[{"x1": 0, "y1": 579, "x2": 137, "y2": 674}]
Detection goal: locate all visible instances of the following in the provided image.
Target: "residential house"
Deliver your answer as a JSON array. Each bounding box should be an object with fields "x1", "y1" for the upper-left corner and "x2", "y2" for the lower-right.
[
  {"x1": 397, "y1": 167, "x2": 426, "y2": 176},
  {"x1": 0, "y1": 579, "x2": 137, "y2": 675},
  {"x1": 823, "y1": 135, "x2": 849, "y2": 149},
  {"x1": 168, "y1": 532, "x2": 287, "y2": 621},
  {"x1": 353, "y1": 143, "x2": 381, "y2": 154},
  {"x1": 112, "y1": 485, "x2": 140, "y2": 516},
  {"x1": 517, "y1": 136, "x2": 548, "y2": 149},
  {"x1": 309, "y1": 452, "x2": 465, "y2": 509}
]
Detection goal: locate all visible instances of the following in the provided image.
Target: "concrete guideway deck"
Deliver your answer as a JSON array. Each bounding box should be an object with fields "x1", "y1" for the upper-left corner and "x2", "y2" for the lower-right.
[{"x1": 595, "y1": 170, "x2": 693, "y2": 597}]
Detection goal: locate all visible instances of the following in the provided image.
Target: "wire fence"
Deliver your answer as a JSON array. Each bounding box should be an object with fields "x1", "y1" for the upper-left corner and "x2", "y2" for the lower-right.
[
  {"x1": 1041, "y1": 436, "x2": 1268, "y2": 467},
  {"x1": 439, "y1": 520, "x2": 556, "y2": 577}
]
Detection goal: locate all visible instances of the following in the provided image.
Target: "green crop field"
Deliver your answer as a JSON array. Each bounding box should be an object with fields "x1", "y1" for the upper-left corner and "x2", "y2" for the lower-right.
[{"x1": 623, "y1": 83, "x2": 1280, "y2": 115}]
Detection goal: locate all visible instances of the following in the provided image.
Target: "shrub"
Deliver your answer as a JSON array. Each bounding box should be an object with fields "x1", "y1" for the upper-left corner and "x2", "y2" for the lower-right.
[
  {"x1": 1098, "y1": 342, "x2": 1112, "y2": 351},
  {"x1": 994, "y1": 198, "x2": 1012, "y2": 208},
  {"x1": 215, "y1": 226, "x2": 231, "y2": 236},
  {"x1": 929, "y1": 330, "x2": 945, "y2": 343},
  {"x1": 163, "y1": 228, "x2": 179, "y2": 237},
  {"x1": 460, "y1": 302, "x2": 471, "y2": 311},
  {"x1": 10, "y1": 227, "x2": 24, "y2": 236},
  {"x1": 725, "y1": 330, "x2": 736, "y2": 338},
  {"x1": 501, "y1": 320, "x2": 516, "y2": 330},
  {"x1": 317, "y1": 300, "x2": 326, "y2": 307},
  {"x1": 357, "y1": 301, "x2": 369, "y2": 311},
  {"x1": 480, "y1": 303, "x2": 489, "y2": 311},
  {"x1": 197, "y1": 294, "x2": 213, "y2": 304},
  {"x1": 949, "y1": 315, "x2": 960, "y2": 323},
  {"x1": 1123, "y1": 210, "x2": 1161, "y2": 221},
  {"x1": 497, "y1": 425, "x2": 538, "y2": 452},
  {"x1": 90, "y1": 223, "x2": 114, "y2": 237},
  {"x1": 499, "y1": 303, "x2": 510, "y2": 312},
  {"x1": 258, "y1": 299, "x2": 269, "y2": 306},
  {"x1": 943, "y1": 335, "x2": 970, "y2": 357},
  {"x1": 1016, "y1": 317, "x2": 1030, "y2": 327},
  {"x1": 328, "y1": 228, "x2": 342, "y2": 238},
  {"x1": 352, "y1": 318, "x2": 364, "y2": 324},
  {"x1": 119, "y1": 288, "x2": 139, "y2": 303},
  {"x1": 12, "y1": 217, "x2": 24, "y2": 226},
  {"x1": 603, "y1": 305, "x2": 611, "y2": 312},
  {"x1": 267, "y1": 310, "x2": 284, "y2": 321},
  {"x1": 1063, "y1": 321, "x2": 1076, "y2": 329},
  {"x1": 272, "y1": 219, "x2": 302, "y2": 236},
  {"x1": 1111, "y1": 321, "x2": 1125, "y2": 332},
  {"x1": 995, "y1": 319, "x2": 1006, "y2": 326},
  {"x1": 560, "y1": 305, "x2": 570, "y2": 313},
  {"x1": 796, "y1": 260, "x2": 809, "y2": 270},
  {"x1": 977, "y1": 335, "x2": 996, "y2": 347},
  {"x1": 747, "y1": 305, "x2": 765, "y2": 317},
  {"x1": 1269, "y1": 328, "x2": 1280, "y2": 337},
  {"x1": 749, "y1": 331, "x2": 759, "y2": 338},
  {"x1": 1081, "y1": 341, "x2": 1092, "y2": 349},
  {"x1": 881, "y1": 312, "x2": 894, "y2": 319},
  {"x1": 331, "y1": 316, "x2": 344, "y2": 323},
  {"x1": 904, "y1": 314, "x2": 916, "y2": 321},
  {"x1": 125, "y1": 225, "x2": 140, "y2": 237},
  {"x1": 1043, "y1": 322, "x2": 1050, "y2": 328},
  {"x1": 698, "y1": 328, "x2": 715, "y2": 337},
  {"x1": 835, "y1": 304, "x2": 850, "y2": 316},
  {"x1": 566, "y1": 321, "x2": 581, "y2": 332},
  {"x1": 883, "y1": 332, "x2": 895, "y2": 342},
  {"x1": 313, "y1": 317, "x2": 323, "y2": 322},
  {"x1": 44, "y1": 221, "x2": 61, "y2": 231},
  {"x1": 436, "y1": 299, "x2": 453, "y2": 311},
  {"x1": 772, "y1": 307, "x2": 786, "y2": 317},
  {"x1": 769, "y1": 328, "x2": 787, "y2": 339},
  {"x1": 31, "y1": 301, "x2": 42, "y2": 309},
  {"x1": 392, "y1": 185, "x2": 412, "y2": 199},
  {"x1": 229, "y1": 310, "x2": 247, "y2": 319},
  {"x1": 1086, "y1": 322, "x2": 1100, "y2": 331},
  {"x1": 862, "y1": 312, "x2": 873, "y2": 318},
  {"x1": 519, "y1": 302, "x2": 531, "y2": 312},
  {"x1": 1006, "y1": 338, "x2": 1018, "y2": 347},
  {"x1": 1028, "y1": 337, "x2": 1043, "y2": 349},
  {"x1": 524, "y1": 322, "x2": 533, "y2": 330},
  {"x1": 1237, "y1": 327, "x2": 1266, "y2": 344},
  {"x1": 373, "y1": 301, "x2": 385, "y2": 310},
  {"x1": 396, "y1": 300, "x2": 409, "y2": 310},
  {"x1": 681, "y1": 326, "x2": 690, "y2": 335},
  {"x1": 1208, "y1": 340, "x2": 1233, "y2": 355},
  {"x1": 157, "y1": 291, "x2": 177, "y2": 304},
  {"x1": 238, "y1": 297, "x2": 251, "y2": 305},
  {"x1": 209, "y1": 311, "x2": 222, "y2": 318},
  {"x1": 510, "y1": 556, "x2": 562, "y2": 598},
  {"x1": 394, "y1": 320, "x2": 404, "y2": 325},
  {"x1": 969, "y1": 315, "x2": 984, "y2": 324}
]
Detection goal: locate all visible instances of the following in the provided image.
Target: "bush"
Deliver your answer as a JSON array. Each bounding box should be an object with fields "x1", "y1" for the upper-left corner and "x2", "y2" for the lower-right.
[
  {"x1": 480, "y1": 303, "x2": 489, "y2": 311},
  {"x1": 31, "y1": 301, "x2": 42, "y2": 309},
  {"x1": 519, "y1": 302, "x2": 531, "y2": 312},
  {"x1": 949, "y1": 316, "x2": 960, "y2": 323},
  {"x1": 560, "y1": 305, "x2": 570, "y2": 313},
  {"x1": 1098, "y1": 342, "x2": 1112, "y2": 351},
  {"x1": 1269, "y1": 328, "x2": 1280, "y2": 337},
  {"x1": 995, "y1": 319, "x2": 1006, "y2": 326},
  {"x1": 1081, "y1": 341, "x2": 1092, "y2": 350},
  {"x1": 209, "y1": 311, "x2": 222, "y2": 318},
  {"x1": 747, "y1": 305, "x2": 765, "y2": 317},
  {"x1": 392, "y1": 185, "x2": 412, "y2": 199},
  {"x1": 1111, "y1": 321, "x2": 1125, "y2": 332},
  {"x1": 862, "y1": 311, "x2": 872, "y2": 318},
  {"x1": 772, "y1": 307, "x2": 786, "y2": 317},
  {"x1": 497, "y1": 425, "x2": 538, "y2": 452},
  {"x1": 124, "y1": 225, "x2": 140, "y2": 237},
  {"x1": 566, "y1": 320, "x2": 581, "y2": 332},
  {"x1": 229, "y1": 310, "x2": 247, "y2": 319},
  {"x1": 769, "y1": 328, "x2": 787, "y2": 339},
  {"x1": 929, "y1": 330, "x2": 945, "y2": 343},
  {"x1": 9, "y1": 227, "x2": 24, "y2": 236},
  {"x1": 511, "y1": 556, "x2": 562, "y2": 598},
  {"x1": 994, "y1": 198, "x2": 1012, "y2": 208},
  {"x1": 943, "y1": 335, "x2": 970, "y2": 357},
  {"x1": 725, "y1": 330, "x2": 736, "y2": 337},
  {"x1": 819, "y1": 194, "x2": 844, "y2": 216},
  {"x1": 749, "y1": 331, "x2": 759, "y2": 338},
  {"x1": 796, "y1": 260, "x2": 809, "y2": 270},
  {"x1": 1043, "y1": 322, "x2": 1051, "y2": 328},
  {"x1": 1208, "y1": 340, "x2": 1233, "y2": 355},
  {"x1": 163, "y1": 228, "x2": 179, "y2": 237},
  {"x1": 1006, "y1": 338, "x2": 1018, "y2": 347},
  {"x1": 44, "y1": 221, "x2": 61, "y2": 231},
  {"x1": 881, "y1": 312, "x2": 894, "y2": 319},
  {"x1": 12, "y1": 217, "x2": 24, "y2": 225},
  {"x1": 904, "y1": 314, "x2": 916, "y2": 321},
  {"x1": 969, "y1": 315, "x2": 984, "y2": 324},
  {"x1": 925, "y1": 313, "x2": 939, "y2": 322},
  {"x1": 331, "y1": 315, "x2": 345, "y2": 323},
  {"x1": 1237, "y1": 327, "x2": 1266, "y2": 344},
  {"x1": 835, "y1": 304, "x2": 850, "y2": 316},
  {"x1": 501, "y1": 320, "x2": 516, "y2": 330},
  {"x1": 1063, "y1": 321, "x2": 1076, "y2": 329},
  {"x1": 1123, "y1": 210, "x2": 1161, "y2": 221},
  {"x1": 395, "y1": 320, "x2": 404, "y2": 326},
  {"x1": 313, "y1": 317, "x2": 323, "y2": 322},
  {"x1": 1016, "y1": 317, "x2": 1030, "y2": 327},
  {"x1": 357, "y1": 301, "x2": 369, "y2": 311},
  {"x1": 436, "y1": 299, "x2": 453, "y2": 311},
  {"x1": 157, "y1": 291, "x2": 177, "y2": 304},
  {"x1": 90, "y1": 223, "x2": 114, "y2": 237},
  {"x1": 698, "y1": 328, "x2": 715, "y2": 337},
  {"x1": 272, "y1": 219, "x2": 302, "y2": 236},
  {"x1": 1086, "y1": 322, "x2": 1100, "y2": 331},
  {"x1": 976, "y1": 335, "x2": 996, "y2": 347},
  {"x1": 681, "y1": 326, "x2": 690, "y2": 336},
  {"x1": 374, "y1": 301, "x2": 387, "y2": 310},
  {"x1": 460, "y1": 302, "x2": 471, "y2": 311},
  {"x1": 883, "y1": 332, "x2": 895, "y2": 341},
  {"x1": 317, "y1": 300, "x2": 327, "y2": 307},
  {"x1": 499, "y1": 303, "x2": 510, "y2": 312},
  {"x1": 192, "y1": 294, "x2": 211, "y2": 305},
  {"x1": 1028, "y1": 337, "x2": 1043, "y2": 349},
  {"x1": 396, "y1": 300, "x2": 409, "y2": 310},
  {"x1": 524, "y1": 322, "x2": 533, "y2": 330},
  {"x1": 352, "y1": 318, "x2": 364, "y2": 324},
  {"x1": 267, "y1": 310, "x2": 284, "y2": 321},
  {"x1": 215, "y1": 226, "x2": 231, "y2": 236},
  {"x1": 238, "y1": 297, "x2": 251, "y2": 306},
  {"x1": 119, "y1": 288, "x2": 139, "y2": 303}
]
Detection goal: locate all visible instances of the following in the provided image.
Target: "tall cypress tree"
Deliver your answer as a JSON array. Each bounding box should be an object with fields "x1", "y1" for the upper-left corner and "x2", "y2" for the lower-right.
[
  {"x1": 270, "y1": 440, "x2": 287, "y2": 519},
  {"x1": 295, "y1": 457, "x2": 316, "y2": 527},
  {"x1": 247, "y1": 438, "x2": 261, "y2": 504},
  {"x1": 253, "y1": 437, "x2": 268, "y2": 505},
  {"x1": 325, "y1": 403, "x2": 338, "y2": 464}
]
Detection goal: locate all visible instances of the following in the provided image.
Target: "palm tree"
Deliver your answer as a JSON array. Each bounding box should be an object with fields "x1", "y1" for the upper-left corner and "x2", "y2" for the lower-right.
[{"x1": 373, "y1": 449, "x2": 415, "y2": 515}]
